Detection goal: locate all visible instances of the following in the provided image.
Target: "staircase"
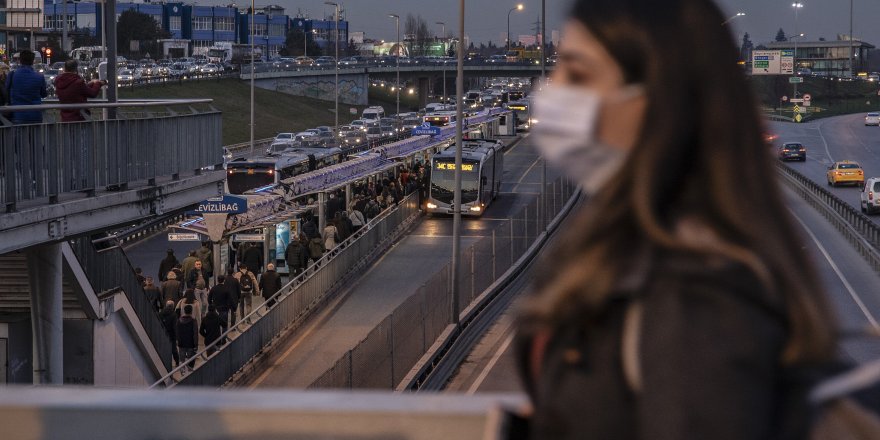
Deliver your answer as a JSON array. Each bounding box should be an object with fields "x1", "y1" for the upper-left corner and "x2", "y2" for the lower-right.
[{"x1": 0, "y1": 253, "x2": 81, "y2": 314}]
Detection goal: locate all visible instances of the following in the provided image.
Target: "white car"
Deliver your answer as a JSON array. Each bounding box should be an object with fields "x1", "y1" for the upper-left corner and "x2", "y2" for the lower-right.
[
  {"x1": 866, "y1": 113, "x2": 880, "y2": 126},
  {"x1": 860, "y1": 178, "x2": 880, "y2": 214},
  {"x1": 200, "y1": 64, "x2": 220, "y2": 74},
  {"x1": 274, "y1": 132, "x2": 294, "y2": 142}
]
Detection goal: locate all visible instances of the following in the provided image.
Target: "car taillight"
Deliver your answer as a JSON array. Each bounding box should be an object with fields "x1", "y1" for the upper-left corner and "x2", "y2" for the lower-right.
[
  {"x1": 870, "y1": 192, "x2": 874, "y2": 201},
  {"x1": 799, "y1": 149, "x2": 806, "y2": 152}
]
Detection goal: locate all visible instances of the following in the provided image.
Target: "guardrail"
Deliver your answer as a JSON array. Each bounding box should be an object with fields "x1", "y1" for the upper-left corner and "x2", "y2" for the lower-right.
[
  {"x1": 0, "y1": 99, "x2": 222, "y2": 212},
  {"x1": 776, "y1": 163, "x2": 880, "y2": 274},
  {"x1": 69, "y1": 236, "x2": 173, "y2": 371},
  {"x1": 151, "y1": 192, "x2": 421, "y2": 388}
]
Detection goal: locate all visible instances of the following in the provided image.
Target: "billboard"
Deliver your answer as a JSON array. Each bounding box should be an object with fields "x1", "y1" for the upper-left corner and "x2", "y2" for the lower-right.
[{"x1": 752, "y1": 50, "x2": 794, "y2": 75}]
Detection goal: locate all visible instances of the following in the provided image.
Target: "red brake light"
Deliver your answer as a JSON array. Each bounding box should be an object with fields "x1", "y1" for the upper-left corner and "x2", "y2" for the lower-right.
[{"x1": 870, "y1": 192, "x2": 874, "y2": 200}]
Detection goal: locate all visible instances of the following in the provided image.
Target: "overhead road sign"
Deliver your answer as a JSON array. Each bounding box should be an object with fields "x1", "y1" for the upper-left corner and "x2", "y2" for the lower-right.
[
  {"x1": 195, "y1": 195, "x2": 248, "y2": 214},
  {"x1": 411, "y1": 123, "x2": 442, "y2": 137},
  {"x1": 752, "y1": 50, "x2": 794, "y2": 75},
  {"x1": 789, "y1": 76, "x2": 804, "y2": 84}
]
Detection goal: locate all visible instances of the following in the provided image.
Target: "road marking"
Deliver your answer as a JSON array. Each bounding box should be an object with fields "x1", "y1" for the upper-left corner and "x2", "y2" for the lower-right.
[
  {"x1": 790, "y1": 210, "x2": 880, "y2": 329},
  {"x1": 512, "y1": 157, "x2": 542, "y2": 193},
  {"x1": 505, "y1": 132, "x2": 531, "y2": 153},
  {"x1": 817, "y1": 121, "x2": 834, "y2": 163},
  {"x1": 467, "y1": 331, "x2": 515, "y2": 395}
]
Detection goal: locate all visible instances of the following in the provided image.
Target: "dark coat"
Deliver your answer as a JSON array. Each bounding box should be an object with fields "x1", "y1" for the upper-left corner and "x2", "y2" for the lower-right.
[
  {"x1": 159, "y1": 306, "x2": 177, "y2": 342},
  {"x1": 302, "y1": 219, "x2": 320, "y2": 240},
  {"x1": 53, "y1": 72, "x2": 101, "y2": 122},
  {"x1": 6, "y1": 66, "x2": 47, "y2": 123},
  {"x1": 158, "y1": 255, "x2": 178, "y2": 281},
  {"x1": 327, "y1": 196, "x2": 343, "y2": 220},
  {"x1": 242, "y1": 246, "x2": 263, "y2": 274},
  {"x1": 516, "y1": 252, "x2": 801, "y2": 440},
  {"x1": 160, "y1": 279, "x2": 182, "y2": 304},
  {"x1": 176, "y1": 315, "x2": 198, "y2": 349},
  {"x1": 208, "y1": 283, "x2": 234, "y2": 311},
  {"x1": 143, "y1": 285, "x2": 161, "y2": 311},
  {"x1": 285, "y1": 241, "x2": 308, "y2": 270},
  {"x1": 259, "y1": 270, "x2": 282, "y2": 300},
  {"x1": 199, "y1": 311, "x2": 224, "y2": 346},
  {"x1": 186, "y1": 268, "x2": 208, "y2": 289},
  {"x1": 224, "y1": 275, "x2": 241, "y2": 305}
]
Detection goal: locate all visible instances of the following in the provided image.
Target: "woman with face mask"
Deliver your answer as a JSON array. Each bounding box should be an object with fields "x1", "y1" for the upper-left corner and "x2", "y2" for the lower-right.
[{"x1": 517, "y1": 0, "x2": 836, "y2": 438}]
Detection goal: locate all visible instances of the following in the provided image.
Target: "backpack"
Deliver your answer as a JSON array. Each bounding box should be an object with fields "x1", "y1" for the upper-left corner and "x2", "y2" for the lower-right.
[
  {"x1": 309, "y1": 237, "x2": 325, "y2": 259},
  {"x1": 365, "y1": 200, "x2": 380, "y2": 218},
  {"x1": 621, "y1": 301, "x2": 880, "y2": 440},
  {"x1": 238, "y1": 272, "x2": 254, "y2": 293}
]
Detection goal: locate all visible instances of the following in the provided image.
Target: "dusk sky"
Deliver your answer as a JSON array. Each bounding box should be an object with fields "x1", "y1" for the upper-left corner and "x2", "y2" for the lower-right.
[{"x1": 195, "y1": 0, "x2": 880, "y2": 47}]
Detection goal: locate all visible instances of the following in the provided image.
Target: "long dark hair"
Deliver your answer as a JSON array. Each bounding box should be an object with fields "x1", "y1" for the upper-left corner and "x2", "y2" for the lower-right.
[{"x1": 526, "y1": 0, "x2": 834, "y2": 363}]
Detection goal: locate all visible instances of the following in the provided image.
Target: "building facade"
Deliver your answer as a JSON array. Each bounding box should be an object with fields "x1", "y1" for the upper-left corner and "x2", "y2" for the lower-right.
[{"x1": 764, "y1": 39, "x2": 876, "y2": 77}]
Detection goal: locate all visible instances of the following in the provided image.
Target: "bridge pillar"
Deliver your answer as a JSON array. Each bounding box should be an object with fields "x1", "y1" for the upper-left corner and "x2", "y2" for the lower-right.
[
  {"x1": 26, "y1": 243, "x2": 63, "y2": 385},
  {"x1": 318, "y1": 192, "x2": 327, "y2": 232},
  {"x1": 418, "y1": 77, "x2": 430, "y2": 110},
  {"x1": 345, "y1": 184, "x2": 352, "y2": 211}
]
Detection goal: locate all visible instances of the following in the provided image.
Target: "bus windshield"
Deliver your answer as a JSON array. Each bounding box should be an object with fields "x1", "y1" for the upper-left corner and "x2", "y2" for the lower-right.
[
  {"x1": 226, "y1": 164, "x2": 275, "y2": 194},
  {"x1": 431, "y1": 160, "x2": 480, "y2": 204}
]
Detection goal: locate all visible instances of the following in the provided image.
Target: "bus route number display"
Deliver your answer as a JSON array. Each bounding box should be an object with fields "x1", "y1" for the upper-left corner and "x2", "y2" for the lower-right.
[{"x1": 436, "y1": 162, "x2": 475, "y2": 172}]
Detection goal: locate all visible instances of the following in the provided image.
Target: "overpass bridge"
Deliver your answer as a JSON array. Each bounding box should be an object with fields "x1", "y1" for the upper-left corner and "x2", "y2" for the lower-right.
[{"x1": 242, "y1": 63, "x2": 553, "y2": 107}]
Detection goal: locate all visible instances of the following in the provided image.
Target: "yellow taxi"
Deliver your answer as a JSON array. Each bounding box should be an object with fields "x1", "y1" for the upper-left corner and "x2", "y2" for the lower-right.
[{"x1": 827, "y1": 161, "x2": 865, "y2": 187}]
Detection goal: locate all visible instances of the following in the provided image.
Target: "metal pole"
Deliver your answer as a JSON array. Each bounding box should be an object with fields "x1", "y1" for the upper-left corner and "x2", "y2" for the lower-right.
[
  {"x1": 540, "y1": 0, "x2": 547, "y2": 230},
  {"x1": 304, "y1": 27, "x2": 307, "y2": 57},
  {"x1": 62, "y1": 0, "x2": 68, "y2": 53},
  {"x1": 335, "y1": 5, "x2": 339, "y2": 130},
  {"x1": 507, "y1": 8, "x2": 512, "y2": 53},
  {"x1": 105, "y1": 0, "x2": 117, "y2": 119},
  {"x1": 793, "y1": 5, "x2": 800, "y2": 102},
  {"x1": 396, "y1": 17, "x2": 400, "y2": 115},
  {"x1": 27, "y1": 244, "x2": 63, "y2": 385},
  {"x1": 249, "y1": 0, "x2": 255, "y2": 155},
  {"x1": 450, "y1": 0, "x2": 464, "y2": 326},
  {"x1": 849, "y1": 0, "x2": 854, "y2": 78}
]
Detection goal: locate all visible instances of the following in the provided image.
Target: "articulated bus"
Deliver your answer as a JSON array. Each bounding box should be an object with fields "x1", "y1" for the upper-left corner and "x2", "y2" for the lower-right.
[
  {"x1": 426, "y1": 139, "x2": 504, "y2": 216},
  {"x1": 225, "y1": 146, "x2": 342, "y2": 194}
]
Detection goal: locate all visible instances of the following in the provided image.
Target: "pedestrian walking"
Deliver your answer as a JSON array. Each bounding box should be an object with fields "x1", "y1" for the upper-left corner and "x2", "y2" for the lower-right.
[
  {"x1": 200, "y1": 305, "x2": 225, "y2": 355},
  {"x1": 209, "y1": 275, "x2": 233, "y2": 330},
  {"x1": 514, "y1": 1, "x2": 837, "y2": 438},
  {"x1": 194, "y1": 241, "x2": 214, "y2": 279},
  {"x1": 284, "y1": 235, "x2": 309, "y2": 279},
  {"x1": 181, "y1": 251, "x2": 199, "y2": 284},
  {"x1": 223, "y1": 269, "x2": 241, "y2": 325},
  {"x1": 160, "y1": 271, "x2": 182, "y2": 304},
  {"x1": 158, "y1": 300, "x2": 179, "y2": 367},
  {"x1": 241, "y1": 243, "x2": 264, "y2": 275},
  {"x1": 193, "y1": 280, "x2": 209, "y2": 316},
  {"x1": 5, "y1": 50, "x2": 47, "y2": 124},
  {"x1": 175, "y1": 289, "x2": 202, "y2": 331},
  {"x1": 175, "y1": 304, "x2": 198, "y2": 372},
  {"x1": 234, "y1": 264, "x2": 259, "y2": 319},
  {"x1": 259, "y1": 263, "x2": 282, "y2": 308},
  {"x1": 134, "y1": 267, "x2": 146, "y2": 286},
  {"x1": 143, "y1": 276, "x2": 161, "y2": 312},
  {"x1": 323, "y1": 220, "x2": 339, "y2": 251},
  {"x1": 349, "y1": 205, "x2": 365, "y2": 232},
  {"x1": 158, "y1": 249, "x2": 178, "y2": 282},
  {"x1": 186, "y1": 260, "x2": 208, "y2": 290},
  {"x1": 54, "y1": 59, "x2": 104, "y2": 122}
]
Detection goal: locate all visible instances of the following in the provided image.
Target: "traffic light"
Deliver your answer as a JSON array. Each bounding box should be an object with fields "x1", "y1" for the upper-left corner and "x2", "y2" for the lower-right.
[{"x1": 46, "y1": 48, "x2": 52, "y2": 57}]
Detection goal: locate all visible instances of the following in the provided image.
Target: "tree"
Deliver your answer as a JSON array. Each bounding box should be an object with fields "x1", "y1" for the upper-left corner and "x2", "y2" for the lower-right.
[
  {"x1": 403, "y1": 13, "x2": 430, "y2": 56},
  {"x1": 280, "y1": 29, "x2": 322, "y2": 57},
  {"x1": 740, "y1": 33, "x2": 753, "y2": 62},
  {"x1": 116, "y1": 10, "x2": 170, "y2": 59},
  {"x1": 775, "y1": 28, "x2": 787, "y2": 42}
]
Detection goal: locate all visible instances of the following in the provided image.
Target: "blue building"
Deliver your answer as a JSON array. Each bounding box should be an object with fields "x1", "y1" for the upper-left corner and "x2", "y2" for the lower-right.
[
  {"x1": 236, "y1": 6, "x2": 287, "y2": 59},
  {"x1": 289, "y1": 16, "x2": 349, "y2": 51}
]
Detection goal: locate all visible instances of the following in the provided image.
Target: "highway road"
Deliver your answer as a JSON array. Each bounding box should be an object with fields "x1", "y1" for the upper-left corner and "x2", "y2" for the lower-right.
[{"x1": 246, "y1": 134, "x2": 563, "y2": 389}]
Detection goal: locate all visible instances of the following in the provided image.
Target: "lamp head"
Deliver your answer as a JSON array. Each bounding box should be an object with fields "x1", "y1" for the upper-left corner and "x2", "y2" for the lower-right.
[{"x1": 516, "y1": 4, "x2": 524, "y2": 10}]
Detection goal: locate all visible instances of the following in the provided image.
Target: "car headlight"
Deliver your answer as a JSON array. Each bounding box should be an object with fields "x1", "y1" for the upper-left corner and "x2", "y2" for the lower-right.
[
  {"x1": 469, "y1": 206, "x2": 482, "y2": 212},
  {"x1": 427, "y1": 203, "x2": 438, "y2": 209}
]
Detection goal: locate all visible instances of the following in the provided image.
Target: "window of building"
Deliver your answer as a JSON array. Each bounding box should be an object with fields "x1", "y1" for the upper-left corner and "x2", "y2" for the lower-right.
[
  {"x1": 252, "y1": 23, "x2": 267, "y2": 36},
  {"x1": 193, "y1": 16, "x2": 212, "y2": 31},
  {"x1": 269, "y1": 23, "x2": 284, "y2": 37},
  {"x1": 77, "y1": 13, "x2": 95, "y2": 29},
  {"x1": 214, "y1": 16, "x2": 235, "y2": 32},
  {"x1": 170, "y1": 16, "x2": 181, "y2": 31},
  {"x1": 192, "y1": 40, "x2": 213, "y2": 49}
]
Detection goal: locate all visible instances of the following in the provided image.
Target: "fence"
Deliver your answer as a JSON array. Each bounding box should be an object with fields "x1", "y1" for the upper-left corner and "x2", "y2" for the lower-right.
[
  {"x1": 310, "y1": 177, "x2": 578, "y2": 389},
  {"x1": 153, "y1": 192, "x2": 421, "y2": 387},
  {"x1": 0, "y1": 100, "x2": 221, "y2": 211},
  {"x1": 68, "y1": 236, "x2": 173, "y2": 370}
]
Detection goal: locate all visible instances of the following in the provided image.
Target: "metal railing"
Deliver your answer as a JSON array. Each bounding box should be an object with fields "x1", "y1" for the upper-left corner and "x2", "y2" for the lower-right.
[
  {"x1": 68, "y1": 236, "x2": 173, "y2": 371},
  {"x1": 310, "y1": 177, "x2": 578, "y2": 390},
  {"x1": 777, "y1": 163, "x2": 880, "y2": 274},
  {"x1": 152, "y1": 192, "x2": 421, "y2": 388},
  {"x1": 0, "y1": 99, "x2": 222, "y2": 211}
]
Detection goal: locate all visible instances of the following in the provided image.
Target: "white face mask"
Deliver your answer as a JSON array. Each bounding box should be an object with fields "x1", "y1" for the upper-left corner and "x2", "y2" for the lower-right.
[{"x1": 532, "y1": 83, "x2": 644, "y2": 194}]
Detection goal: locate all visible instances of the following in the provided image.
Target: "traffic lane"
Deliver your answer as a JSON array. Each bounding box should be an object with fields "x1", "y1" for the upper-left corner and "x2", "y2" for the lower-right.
[
  {"x1": 444, "y1": 307, "x2": 524, "y2": 394},
  {"x1": 785, "y1": 188, "x2": 880, "y2": 364},
  {"x1": 250, "y1": 234, "x2": 483, "y2": 389}
]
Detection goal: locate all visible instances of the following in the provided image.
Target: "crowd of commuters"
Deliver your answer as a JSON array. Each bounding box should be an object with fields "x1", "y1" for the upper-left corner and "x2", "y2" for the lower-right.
[{"x1": 140, "y1": 164, "x2": 425, "y2": 372}]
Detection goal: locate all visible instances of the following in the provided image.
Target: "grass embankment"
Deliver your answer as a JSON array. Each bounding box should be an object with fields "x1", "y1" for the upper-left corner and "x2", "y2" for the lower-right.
[
  {"x1": 119, "y1": 78, "x2": 366, "y2": 145},
  {"x1": 750, "y1": 75, "x2": 880, "y2": 121}
]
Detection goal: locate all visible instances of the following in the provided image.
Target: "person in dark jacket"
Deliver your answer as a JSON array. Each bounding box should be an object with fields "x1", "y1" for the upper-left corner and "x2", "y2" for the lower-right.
[
  {"x1": 241, "y1": 244, "x2": 263, "y2": 275},
  {"x1": 208, "y1": 275, "x2": 233, "y2": 328},
  {"x1": 176, "y1": 304, "x2": 199, "y2": 372},
  {"x1": 302, "y1": 216, "x2": 320, "y2": 240},
  {"x1": 0, "y1": 63, "x2": 10, "y2": 106},
  {"x1": 194, "y1": 242, "x2": 214, "y2": 278},
  {"x1": 514, "y1": 1, "x2": 837, "y2": 439},
  {"x1": 326, "y1": 192, "x2": 343, "y2": 220},
  {"x1": 224, "y1": 269, "x2": 241, "y2": 325},
  {"x1": 200, "y1": 304, "x2": 225, "y2": 355},
  {"x1": 160, "y1": 271, "x2": 182, "y2": 304},
  {"x1": 143, "y1": 276, "x2": 162, "y2": 312},
  {"x1": 5, "y1": 50, "x2": 47, "y2": 124},
  {"x1": 158, "y1": 249, "x2": 179, "y2": 282},
  {"x1": 54, "y1": 59, "x2": 104, "y2": 122},
  {"x1": 259, "y1": 263, "x2": 282, "y2": 308},
  {"x1": 158, "y1": 300, "x2": 179, "y2": 366},
  {"x1": 186, "y1": 260, "x2": 208, "y2": 290},
  {"x1": 284, "y1": 236, "x2": 309, "y2": 279}
]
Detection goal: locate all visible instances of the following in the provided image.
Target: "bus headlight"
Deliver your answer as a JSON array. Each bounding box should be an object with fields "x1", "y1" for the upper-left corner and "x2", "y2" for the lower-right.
[
  {"x1": 469, "y1": 206, "x2": 482, "y2": 212},
  {"x1": 427, "y1": 203, "x2": 438, "y2": 209}
]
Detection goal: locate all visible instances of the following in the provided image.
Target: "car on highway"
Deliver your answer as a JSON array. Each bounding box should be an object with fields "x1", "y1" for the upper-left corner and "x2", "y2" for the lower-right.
[
  {"x1": 294, "y1": 56, "x2": 315, "y2": 66},
  {"x1": 342, "y1": 131, "x2": 364, "y2": 146},
  {"x1": 365, "y1": 126, "x2": 383, "y2": 141},
  {"x1": 826, "y1": 161, "x2": 865, "y2": 187},
  {"x1": 860, "y1": 178, "x2": 880, "y2": 214},
  {"x1": 274, "y1": 132, "x2": 295, "y2": 142},
  {"x1": 350, "y1": 119, "x2": 369, "y2": 131},
  {"x1": 866, "y1": 113, "x2": 880, "y2": 126},
  {"x1": 200, "y1": 64, "x2": 221, "y2": 74},
  {"x1": 313, "y1": 56, "x2": 336, "y2": 67},
  {"x1": 777, "y1": 142, "x2": 806, "y2": 161},
  {"x1": 117, "y1": 69, "x2": 137, "y2": 83}
]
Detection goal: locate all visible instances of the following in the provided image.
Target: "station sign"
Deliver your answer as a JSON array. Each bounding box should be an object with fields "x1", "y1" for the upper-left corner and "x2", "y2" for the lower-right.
[
  {"x1": 752, "y1": 50, "x2": 794, "y2": 75},
  {"x1": 168, "y1": 233, "x2": 201, "y2": 241},
  {"x1": 234, "y1": 234, "x2": 264, "y2": 242},
  {"x1": 411, "y1": 122, "x2": 442, "y2": 137},
  {"x1": 195, "y1": 195, "x2": 248, "y2": 214}
]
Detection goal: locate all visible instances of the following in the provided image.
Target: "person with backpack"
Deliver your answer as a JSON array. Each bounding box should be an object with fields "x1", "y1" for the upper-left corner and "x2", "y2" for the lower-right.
[
  {"x1": 308, "y1": 234, "x2": 325, "y2": 265},
  {"x1": 364, "y1": 197, "x2": 380, "y2": 221},
  {"x1": 175, "y1": 289, "x2": 202, "y2": 331},
  {"x1": 513, "y1": 1, "x2": 840, "y2": 439},
  {"x1": 234, "y1": 264, "x2": 259, "y2": 318},
  {"x1": 349, "y1": 204, "x2": 365, "y2": 232}
]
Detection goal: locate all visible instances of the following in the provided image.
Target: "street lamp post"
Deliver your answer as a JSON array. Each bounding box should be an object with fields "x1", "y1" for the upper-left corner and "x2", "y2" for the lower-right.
[
  {"x1": 437, "y1": 21, "x2": 446, "y2": 103},
  {"x1": 389, "y1": 13, "x2": 400, "y2": 115},
  {"x1": 249, "y1": 0, "x2": 255, "y2": 155},
  {"x1": 792, "y1": 2, "x2": 804, "y2": 107},
  {"x1": 325, "y1": 2, "x2": 340, "y2": 132},
  {"x1": 451, "y1": 0, "x2": 465, "y2": 327},
  {"x1": 721, "y1": 12, "x2": 746, "y2": 26},
  {"x1": 507, "y1": 4, "x2": 523, "y2": 53},
  {"x1": 849, "y1": 0, "x2": 854, "y2": 78}
]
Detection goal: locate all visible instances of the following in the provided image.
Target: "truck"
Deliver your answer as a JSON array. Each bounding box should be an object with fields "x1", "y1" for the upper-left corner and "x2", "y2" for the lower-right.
[{"x1": 207, "y1": 42, "x2": 261, "y2": 65}]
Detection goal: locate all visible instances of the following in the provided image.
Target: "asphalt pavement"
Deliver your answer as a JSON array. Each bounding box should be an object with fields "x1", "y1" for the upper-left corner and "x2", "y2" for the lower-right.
[{"x1": 247, "y1": 134, "x2": 563, "y2": 389}]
